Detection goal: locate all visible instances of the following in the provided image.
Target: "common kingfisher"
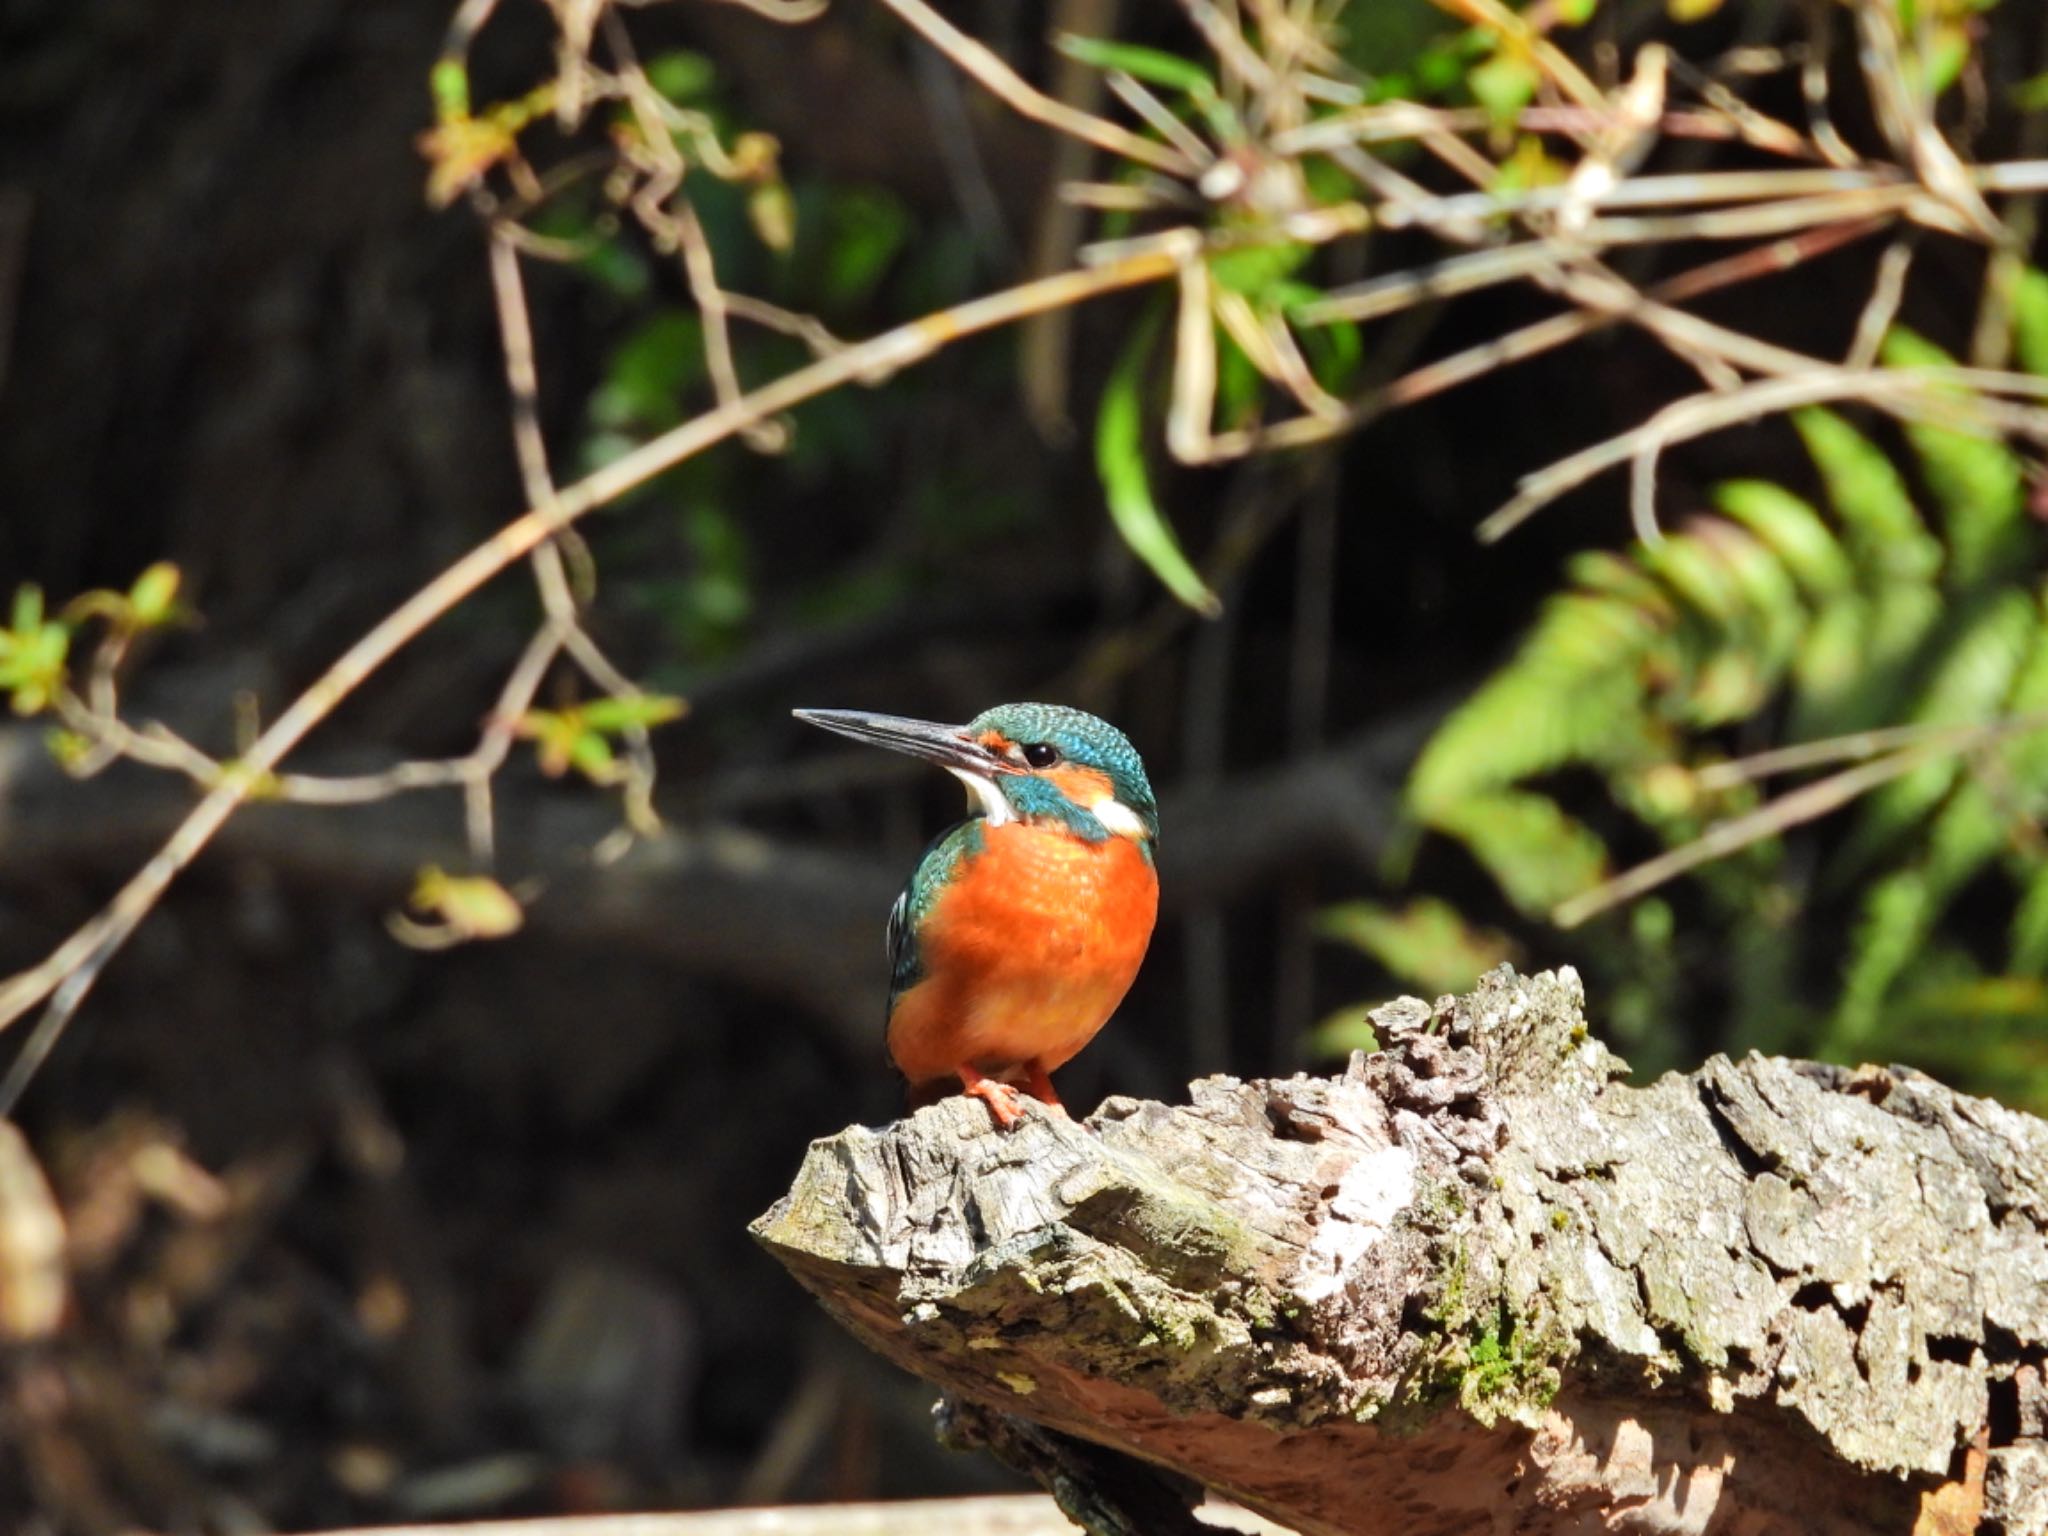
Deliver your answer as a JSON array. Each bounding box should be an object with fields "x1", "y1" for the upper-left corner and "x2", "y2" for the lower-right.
[{"x1": 794, "y1": 703, "x2": 1160, "y2": 1129}]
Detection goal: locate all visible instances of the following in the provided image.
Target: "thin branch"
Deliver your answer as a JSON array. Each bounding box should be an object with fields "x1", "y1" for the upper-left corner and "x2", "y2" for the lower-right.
[
  {"x1": 1551, "y1": 730, "x2": 2012, "y2": 929},
  {"x1": 1692, "y1": 713, "x2": 2048, "y2": 792},
  {"x1": 875, "y1": 0, "x2": 1195, "y2": 176},
  {"x1": 0, "y1": 248, "x2": 1189, "y2": 1040}
]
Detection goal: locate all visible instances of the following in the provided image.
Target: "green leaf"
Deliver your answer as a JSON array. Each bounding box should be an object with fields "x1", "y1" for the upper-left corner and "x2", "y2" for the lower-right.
[
  {"x1": 10, "y1": 585, "x2": 44, "y2": 634},
  {"x1": 1920, "y1": 22, "x2": 1969, "y2": 96},
  {"x1": 1711, "y1": 481, "x2": 1851, "y2": 600},
  {"x1": 2014, "y1": 268, "x2": 2048, "y2": 378},
  {"x1": 1306, "y1": 1006, "x2": 1381, "y2": 1060},
  {"x1": 1468, "y1": 49, "x2": 1539, "y2": 129},
  {"x1": 1881, "y1": 327, "x2": 2027, "y2": 587},
  {"x1": 1054, "y1": 34, "x2": 1219, "y2": 100},
  {"x1": 821, "y1": 187, "x2": 911, "y2": 311},
  {"x1": 2012, "y1": 861, "x2": 2048, "y2": 974},
  {"x1": 126, "y1": 562, "x2": 184, "y2": 628},
  {"x1": 1842, "y1": 587, "x2": 2037, "y2": 867},
  {"x1": 592, "y1": 311, "x2": 707, "y2": 433},
  {"x1": 0, "y1": 586, "x2": 69, "y2": 716},
  {"x1": 1208, "y1": 242, "x2": 1310, "y2": 301},
  {"x1": 579, "y1": 694, "x2": 688, "y2": 734},
  {"x1": 645, "y1": 50, "x2": 717, "y2": 104},
  {"x1": 1410, "y1": 590, "x2": 1661, "y2": 811},
  {"x1": 1788, "y1": 594, "x2": 1869, "y2": 734},
  {"x1": 411, "y1": 866, "x2": 525, "y2": 941},
  {"x1": 429, "y1": 59, "x2": 470, "y2": 121},
  {"x1": 567, "y1": 730, "x2": 618, "y2": 783},
  {"x1": 1317, "y1": 897, "x2": 1516, "y2": 995},
  {"x1": 1833, "y1": 868, "x2": 1934, "y2": 1050},
  {"x1": 1427, "y1": 791, "x2": 1610, "y2": 915},
  {"x1": 1565, "y1": 549, "x2": 1674, "y2": 616},
  {"x1": 1792, "y1": 408, "x2": 1939, "y2": 587},
  {"x1": 1094, "y1": 313, "x2": 1222, "y2": 617}
]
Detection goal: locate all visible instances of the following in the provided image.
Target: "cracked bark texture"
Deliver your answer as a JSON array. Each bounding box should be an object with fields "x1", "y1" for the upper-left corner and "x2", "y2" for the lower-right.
[{"x1": 751, "y1": 967, "x2": 2048, "y2": 1536}]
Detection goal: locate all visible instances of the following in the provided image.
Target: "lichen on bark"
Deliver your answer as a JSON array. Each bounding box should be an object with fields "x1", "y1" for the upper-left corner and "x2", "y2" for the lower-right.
[{"x1": 754, "y1": 967, "x2": 2048, "y2": 1535}]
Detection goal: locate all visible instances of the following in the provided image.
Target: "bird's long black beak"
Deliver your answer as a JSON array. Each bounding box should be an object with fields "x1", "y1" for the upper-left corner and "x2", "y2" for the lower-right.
[{"x1": 793, "y1": 708, "x2": 1019, "y2": 778}]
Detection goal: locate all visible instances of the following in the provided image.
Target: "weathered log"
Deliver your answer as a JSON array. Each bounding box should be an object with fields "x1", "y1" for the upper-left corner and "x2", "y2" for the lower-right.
[{"x1": 751, "y1": 967, "x2": 2048, "y2": 1536}]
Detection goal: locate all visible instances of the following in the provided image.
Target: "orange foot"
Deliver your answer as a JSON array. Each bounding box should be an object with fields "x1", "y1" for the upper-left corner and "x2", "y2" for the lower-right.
[
  {"x1": 1022, "y1": 1060, "x2": 1068, "y2": 1118},
  {"x1": 957, "y1": 1067, "x2": 1025, "y2": 1129}
]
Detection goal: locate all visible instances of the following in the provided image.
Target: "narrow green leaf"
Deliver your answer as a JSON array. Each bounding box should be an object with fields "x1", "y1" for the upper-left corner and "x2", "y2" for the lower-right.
[
  {"x1": 2011, "y1": 862, "x2": 2048, "y2": 974},
  {"x1": 1317, "y1": 897, "x2": 1516, "y2": 995},
  {"x1": 1094, "y1": 313, "x2": 1222, "y2": 617},
  {"x1": 1832, "y1": 868, "x2": 1933, "y2": 1050},
  {"x1": 1054, "y1": 34, "x2": 1219, "y2": 100},
  {"x1": 580, "y1": 694, "x2": 688, "y2": 734},
  {"x1": 126, "y1": 563, "x2": 183, "y2": 628},
  {"x1": 1426, "y1": 790, "x2": 1610, "y2": 915},
  {"x1": 568, "y1": 729, "x2": 619, "y2": 783},
  {"x1": 645, "y1": 50, "x2": 717, "y2": 104},
  {"x1": 1842, "y1": 587, "x2": 2036, "y2": 866},
  {"x1": 2013, "y1": 268, "x2": 2048, "y2": 378},
  {"x1": 429, "y1": 59, "x2": 471, "y2": 121},
  {"x1": 1881, "y1": 327, "x2": 2026, "y2": 588},
  {"x1": 1711, "y1": 480, "x2": 1851, "y2": 600},
  {"x1": 1468, "y1": 50, "x2": 1540, "y2": 129},
  {"x1": 1792, "y1": 408, "x2": 1939, "y2": 587}
]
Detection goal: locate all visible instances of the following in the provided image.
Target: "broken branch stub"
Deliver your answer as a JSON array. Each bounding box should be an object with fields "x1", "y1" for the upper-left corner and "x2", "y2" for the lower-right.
[{"x1": 751, "y1": 967, "x2": 2048, "y2": 1535}]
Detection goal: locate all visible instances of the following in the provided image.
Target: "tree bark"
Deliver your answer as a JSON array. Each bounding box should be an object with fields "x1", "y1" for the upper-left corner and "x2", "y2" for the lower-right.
[{"x1": 751, "y1": 967, "x2": 2048, "y2": 1536}]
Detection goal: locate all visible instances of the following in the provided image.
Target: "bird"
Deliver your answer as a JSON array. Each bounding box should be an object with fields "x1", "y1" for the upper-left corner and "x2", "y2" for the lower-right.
[{"x1": 793, "y1": 702, "x2": 1160, "y2": 1129}]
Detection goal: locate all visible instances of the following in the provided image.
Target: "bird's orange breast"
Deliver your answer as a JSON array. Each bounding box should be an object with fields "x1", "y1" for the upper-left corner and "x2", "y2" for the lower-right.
[{"x1": 887, "y1": 823, "x2": 1158, "y2": 1085}]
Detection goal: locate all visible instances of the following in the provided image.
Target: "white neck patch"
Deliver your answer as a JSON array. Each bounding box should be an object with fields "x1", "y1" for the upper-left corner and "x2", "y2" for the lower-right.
[{"x1": 1090, "y1": 797, "x2": 1152, "y2": 841}]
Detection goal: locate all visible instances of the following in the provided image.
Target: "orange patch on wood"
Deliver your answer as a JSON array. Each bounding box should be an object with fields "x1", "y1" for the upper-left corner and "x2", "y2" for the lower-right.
[{"x1": 887, "y1": 822, "x2": 1158, "y2": 1085}]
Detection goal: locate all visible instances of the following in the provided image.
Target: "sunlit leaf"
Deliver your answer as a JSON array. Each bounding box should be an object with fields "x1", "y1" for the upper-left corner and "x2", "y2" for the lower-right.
[
  {"x1": 2014, "y1": 268, "x2": 2048, "y2": 378},
  {"x1": 1841, "y1": 587, "x2": 2036, "y2": 867},
  {"x1": 579, "y1": 694, "x2": 688, "y2": 734},
  {"x1": 748, "y1": 181, "x2": 796, "y2": 254},
  {"x1": 1468, "y1": 49, "x2": 1539, "y2": 130},
  {"x1": 1054, "y1": 34, "x2": 1219, "y2": 100},
  {"x1": 1318, "y1": 897, "x2": 1517, "y2": 995},
  {"x1": 1427, "y1": 791, "x2": 1610, "y2": 915},
  {"x1": 429, "y1": 59, "x2": 471, "y2": 120},
  {"x1": 400, "y1": 866, "x2": 525, "y2": 948},
  {"x1": 1306, "y1": 1007, "x2": 1381, "y2": 1060},
  {"x1": 646, "y1": 50, "x2": 717, "y2": 104},
  {"x1": 126, "y1": 563, "x2": 185, "y2": 629},
  {"x1": 1094, "y1": 316, "x2": 1221, "y2": 617},
  {"x1": 1208, "y1": 242, "x2": 1309, "y2": 301},
  {"x1": 1881, "y1": 327, "x2": 2027, "y2": 587},
  {"x1": 1711, "y1": 481, "x2": 1851, "y2": 600},
  {"x1": 1792, "y1": 408, "x2": 1939, "y2": 587}
]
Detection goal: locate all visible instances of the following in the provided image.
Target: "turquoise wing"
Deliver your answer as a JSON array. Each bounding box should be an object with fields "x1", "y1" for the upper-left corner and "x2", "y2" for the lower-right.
[{"x1": 886, "y1": 818, "x2": 987, "y2": 1018}]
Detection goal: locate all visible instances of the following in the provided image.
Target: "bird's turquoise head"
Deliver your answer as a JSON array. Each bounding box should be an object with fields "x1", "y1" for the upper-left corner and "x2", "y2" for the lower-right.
[{"x1": 794, "y1": 701, "x2": 1159, "y2": 846}]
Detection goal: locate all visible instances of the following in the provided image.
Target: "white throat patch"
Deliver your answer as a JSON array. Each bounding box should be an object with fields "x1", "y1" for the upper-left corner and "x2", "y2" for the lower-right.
[{"x1": 949, "y1": 767, "x2": 1015, "y2": 825}]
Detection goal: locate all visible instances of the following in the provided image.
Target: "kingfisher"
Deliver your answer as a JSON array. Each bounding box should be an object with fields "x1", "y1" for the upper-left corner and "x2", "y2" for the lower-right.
[{"x1": 794, "y1": 703, "x2": 1160, "y2": 1129}]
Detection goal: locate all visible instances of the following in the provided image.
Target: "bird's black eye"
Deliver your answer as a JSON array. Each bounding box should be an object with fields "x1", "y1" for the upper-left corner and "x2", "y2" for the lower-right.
[{"x1": 1023, "y1": 742, "x2": 1061, "y2": 769}]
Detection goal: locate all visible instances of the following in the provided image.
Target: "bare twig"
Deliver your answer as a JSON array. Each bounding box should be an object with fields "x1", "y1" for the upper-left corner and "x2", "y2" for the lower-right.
[
  {"x1": 1552, "y1": 718, "x2": 2048, "y2": 929},
  {"x1": 0, "y1": 248, "x2": 1188, "y2": 1041},
  {"x1": 876, "y1": 0, "x2": 1194, "y2": 176}
]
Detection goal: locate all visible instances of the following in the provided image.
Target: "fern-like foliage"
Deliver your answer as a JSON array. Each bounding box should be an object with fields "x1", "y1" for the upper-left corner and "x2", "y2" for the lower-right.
[{"x1": 1402, "y1": 314, "x2": 2048, "y2": 1104}]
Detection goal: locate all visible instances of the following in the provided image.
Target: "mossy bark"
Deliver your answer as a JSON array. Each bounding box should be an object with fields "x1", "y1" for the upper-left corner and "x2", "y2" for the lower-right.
[{"x1": 752, "y1": 968, "x2": 2048, "y2": 1535}]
